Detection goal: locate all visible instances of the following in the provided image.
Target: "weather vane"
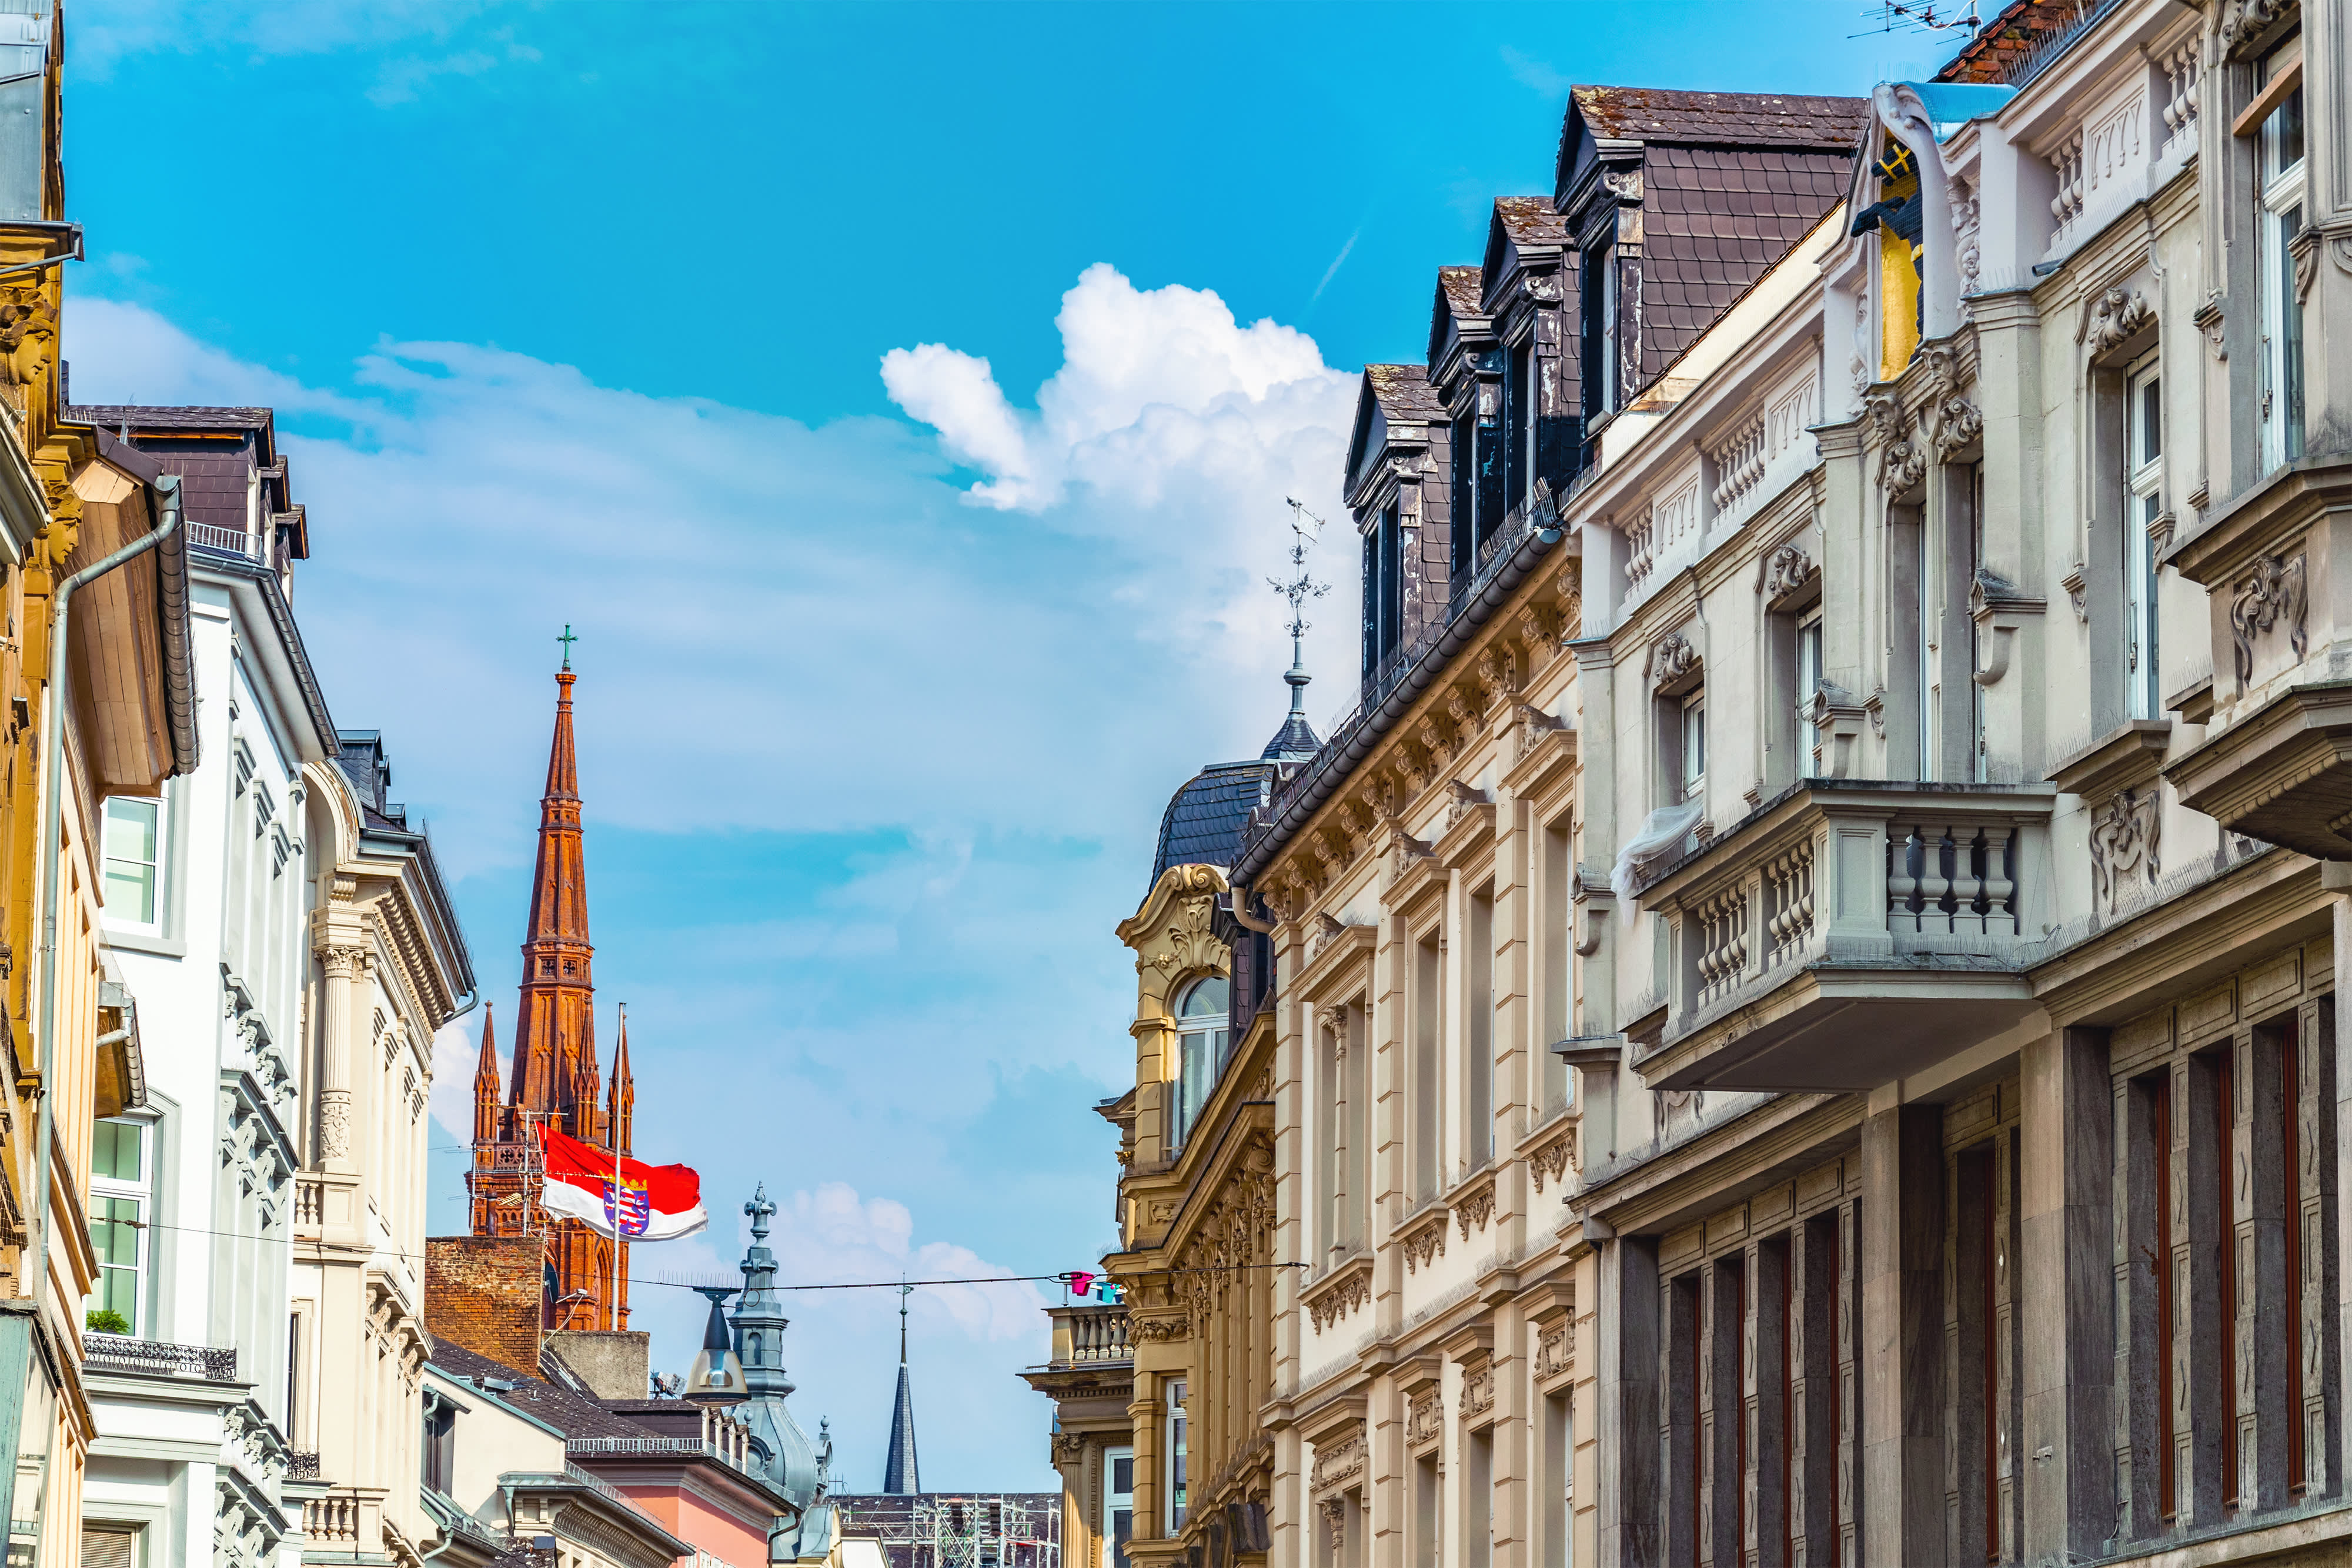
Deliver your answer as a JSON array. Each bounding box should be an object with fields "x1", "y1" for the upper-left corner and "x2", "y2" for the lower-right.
[{"x1": 1272, "y1": 499, "x2": 1331, "y2": 719}]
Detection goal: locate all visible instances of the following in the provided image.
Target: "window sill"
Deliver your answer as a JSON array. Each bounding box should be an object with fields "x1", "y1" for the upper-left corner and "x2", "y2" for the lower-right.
[{"x1": 101, "y1": 929, "x2": 186, "y2": 959}]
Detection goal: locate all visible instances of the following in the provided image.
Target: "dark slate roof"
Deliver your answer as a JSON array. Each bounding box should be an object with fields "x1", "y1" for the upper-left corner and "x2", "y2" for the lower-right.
[
  {"x1": 1569, "y1": 86, "x2": 1869, "y2": 148},
  {"x1": 429, "y1": 1342, "x2": 666, "y2": 1444},
  {"x1": 1261, "y1": 711, "x2": 1320, "y2": 761},
  {"x1": 1492, "y1": 196, "x2": 1570, "y2": 247},
  {"x1": 1437, "y1": 266, "x2": 1484, "y2": 317},
  {"x1": 1640, "y1": 144, "x2": 1852, "y2": 372},
  {"x1": 1151, "y1": 760, "x2": 1277, "y2": 886},
  {"x1": 1365, "y1": 364, "x2": 1444, "y2": 423}
]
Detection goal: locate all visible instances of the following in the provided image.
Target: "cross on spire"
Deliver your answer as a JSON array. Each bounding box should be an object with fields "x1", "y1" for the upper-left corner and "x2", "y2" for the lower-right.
[{"x1": 557, "y1": 624, "x2": 579, "y2": 671}]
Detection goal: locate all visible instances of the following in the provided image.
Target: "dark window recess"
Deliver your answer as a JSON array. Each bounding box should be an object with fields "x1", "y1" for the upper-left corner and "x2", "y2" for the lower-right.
[
  {"x1": 1451, "y1": 410, "x2": 1476, "y2": 583},
  {"x1": 1361, "y1": 504, "x2": 1405, "y2": 681},
  {"x1": 1475, "y1": 396, "x2": 1505, "y2": 565},
  {"x1": 1505, "y1": 342, "x2": 1532, "y2": 512}
]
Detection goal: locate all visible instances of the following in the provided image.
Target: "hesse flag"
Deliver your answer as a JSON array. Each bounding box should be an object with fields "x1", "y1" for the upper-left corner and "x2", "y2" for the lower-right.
[{"x1": 537, "y1": 1126, "x2": 708, "y2": 1241}]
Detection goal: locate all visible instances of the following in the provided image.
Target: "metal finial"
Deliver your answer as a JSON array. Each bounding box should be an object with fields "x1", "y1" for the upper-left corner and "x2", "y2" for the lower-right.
[
  {"x1": 744, "y1": 1182, "x2": 775, "y2": 1242},
  {"x1": 898, "y1": 1278, "x2": 914, "y2": 1363},
  {"x1": 557, "y1": 624, "x2": 578, "y2": 671},
  {"x1": 1271, "y1": 499, "x2": 1331, "y2": 717}
]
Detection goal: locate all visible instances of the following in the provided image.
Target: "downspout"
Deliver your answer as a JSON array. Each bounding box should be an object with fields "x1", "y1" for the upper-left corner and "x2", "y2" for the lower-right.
[{"x1": 29, "y1": 473, "x2": 182, "y2": 1318}]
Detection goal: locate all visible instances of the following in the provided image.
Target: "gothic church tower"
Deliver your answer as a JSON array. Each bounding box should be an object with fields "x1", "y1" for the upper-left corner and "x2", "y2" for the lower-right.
[{"x1": 467, "y1": 657, "x2": 638, "y2": 1330}]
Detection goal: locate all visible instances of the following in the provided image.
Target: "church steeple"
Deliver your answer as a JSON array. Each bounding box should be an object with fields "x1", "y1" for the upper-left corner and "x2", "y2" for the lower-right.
[
  {"x1": 509, "y1": 664, "x2": 600, "y2": 1137},
  {"x1": 466, "y1": 638, "x2": 630, "y2": 1331},
  {"x1": 609, "y1": 1006, "x2": 636, "y2": 1156},
  {"x1": 882, "y1": 1286, "x2": 920, "y2": 1494},
  {"x1": 471, "y1": 1005, "x2": 501, "y2": 1146}
]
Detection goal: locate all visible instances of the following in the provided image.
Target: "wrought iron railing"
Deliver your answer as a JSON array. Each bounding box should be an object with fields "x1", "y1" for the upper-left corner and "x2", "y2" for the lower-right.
[
  {"x1": 285, "y1": 1451, "x2": 320, "y2": 1482},
  {"x1": 82, "y1": 1333, "x2": 237, "y2": 1381}
]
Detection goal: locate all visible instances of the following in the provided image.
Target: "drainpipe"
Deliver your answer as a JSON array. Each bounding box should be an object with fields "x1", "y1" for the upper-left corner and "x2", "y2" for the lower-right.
[{"x1": 29, "y1": 473, "x2": 182, "y2": 1317}]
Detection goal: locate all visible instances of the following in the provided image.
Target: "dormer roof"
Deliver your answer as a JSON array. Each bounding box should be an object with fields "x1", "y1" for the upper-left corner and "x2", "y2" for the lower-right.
[
  {"x1": 1483, "y1": 196, "x2": 1572, "y2": 306},
  {"x1": 1426, "y1": 265, "x2": 1492, "y2": 379},
  {"x1": 1556, "y1": 85, "x2": 1868, "y2": 210},
  {"x1": 1347, "y1": 365, "x2": 1442, "y2": 505}
]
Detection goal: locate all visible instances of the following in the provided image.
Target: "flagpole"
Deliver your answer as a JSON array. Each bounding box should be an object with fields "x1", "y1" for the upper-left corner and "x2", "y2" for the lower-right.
[{"x1": 612, "y1": 1004, "x2": 624, "y2": 1333}]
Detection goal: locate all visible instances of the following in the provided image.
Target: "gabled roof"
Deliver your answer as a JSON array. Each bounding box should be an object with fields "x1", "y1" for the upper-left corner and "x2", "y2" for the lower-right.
[
  {"x1": 1484, "y1": 196, "x2": 1572, "y2": 307},
  {"x1": 1346, "y1": 365, "x2": 1443, "y2": 501},
  {"x1": 1933, "y1": 0, "x2": 2088, "y2": 83},
  {"x1": 1426, "y1": 265, "x2": 1491, "y2": 377}
]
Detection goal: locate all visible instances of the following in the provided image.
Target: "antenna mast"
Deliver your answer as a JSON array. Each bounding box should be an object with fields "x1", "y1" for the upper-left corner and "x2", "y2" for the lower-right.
[{"x1": 1273, "y1": 499, "x2": 1332, "y2": 720}]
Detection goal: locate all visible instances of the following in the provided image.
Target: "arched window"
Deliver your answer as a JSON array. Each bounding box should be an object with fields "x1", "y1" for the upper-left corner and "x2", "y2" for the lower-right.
[{"x1": 1170, "y1": 975, "x2": 1231, "y2": 1152}]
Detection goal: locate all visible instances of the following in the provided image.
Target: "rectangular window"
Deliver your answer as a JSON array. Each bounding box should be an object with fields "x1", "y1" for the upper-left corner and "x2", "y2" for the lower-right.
[
  {"x1": 1681, "y1": 690, "x2": 1707, "y2": 802},
  {"x1": 1469, "y1": 886, "x2": 1495, "y2": 1166},
  {"x1": 1542, "y1": 1389, "x2": 1573, "y2": 1568},
  {"x1": 1588, "y1": 245, "x2": 1620, "y2": 418},
  {"x1": 1507, "y1": 341, "x2": 1534, "y2": 511},
  {"x1": 1379, "y1": 503, "x2": 1402, "y2": 662},
  {"x1": 1165, "y1": 1380, "x2": 1188, "y2": 1532},
  {"x1": 1107, "y1": 1449, "x2": 1134, "y2": 1568},
  {"x1": 88, "y1": 1119, "x2": 148, "y2": 1335},
  {"x1": 1414, "y1": 931, "x2": 1442, "y2": 1201},
  {"x1": 422, "y1": 1390, "x2": 457, "y2": 1495},
  {"x1": 101, "y1": 798, "x2": 162, "y2": 930},
  {"x1": 2257, "y1": 40, "x2": 2307, "y2": 471},
  {"x1": 1415, "y1": 1451, "x2": 1442, "y2": 1568},
  {"x1": 1468, "y1": 1425, "x2": 1495, "y2": 1568},
  {"x1": 2126, "y1": 354, "x2": 2163, "y2": 719},
  {"x1": 1797, "y1": 611, "x2": 1825, "y2": 776},
  {"x1": 1539, "y1": 814, "x2": 1572, "y2": 1108}
]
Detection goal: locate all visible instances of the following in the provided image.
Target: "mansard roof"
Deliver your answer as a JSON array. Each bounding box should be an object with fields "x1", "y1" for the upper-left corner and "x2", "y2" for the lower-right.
[
  {"x1": 1151, "y1": 758, "x2": 1278, "y2": 887},
  {"x1": 1426, "y1": 265, "x2": 1492, "y2": 379}
]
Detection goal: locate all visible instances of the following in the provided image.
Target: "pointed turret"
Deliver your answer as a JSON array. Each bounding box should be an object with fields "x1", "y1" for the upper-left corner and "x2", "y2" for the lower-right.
[
  {"x1": 882, "y1": 1286, "x2": 920, "y2": 1493},
  {"x1": 472, "y1": 1005, "x2": 502, "y2": 1146},
  {"x1": 609, "y1": 1007, "x2": 636, "y2": 1156}
]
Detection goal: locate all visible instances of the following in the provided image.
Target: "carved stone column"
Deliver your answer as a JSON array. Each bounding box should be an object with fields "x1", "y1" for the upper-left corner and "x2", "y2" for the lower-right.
[{"x1": 317, "y1": 944, "x2": 368, "y2": 1173}]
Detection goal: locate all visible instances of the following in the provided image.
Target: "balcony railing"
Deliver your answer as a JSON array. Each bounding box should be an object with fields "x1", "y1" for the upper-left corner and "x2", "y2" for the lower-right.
[
  {"x1": 1632, "y1": 782, "x2": 2054, "y2": 1093},
  {"x1": 1045, "y1": 1304, "x2": 1131, "y2": 1368},
  {"x1": 186, "y1": 521, "x2": 293, "y2": 574},
  {"x1": 286, "y1": 1452, "x2": 320, "y2": 1482},
  {"x1": 82, "y1": 1332, "x2": 238, "y2": 1381}
]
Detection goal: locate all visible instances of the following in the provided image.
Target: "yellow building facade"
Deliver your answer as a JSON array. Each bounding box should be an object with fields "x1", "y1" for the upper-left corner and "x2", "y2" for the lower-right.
[{"x1": 0, "y1": 7, "x2": 202, "y2": 1562}]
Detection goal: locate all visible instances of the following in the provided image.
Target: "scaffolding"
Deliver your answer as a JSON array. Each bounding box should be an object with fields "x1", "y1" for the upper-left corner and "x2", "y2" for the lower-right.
[{"x1": 843, "y1": 1494, "x2": 1060, "y2": 1568}]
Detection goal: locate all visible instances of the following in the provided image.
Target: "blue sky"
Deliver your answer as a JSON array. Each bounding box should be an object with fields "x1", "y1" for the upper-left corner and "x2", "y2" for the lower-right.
[{"x1": 62, "y1": 1, "x2": 1954, "y2": 1492}]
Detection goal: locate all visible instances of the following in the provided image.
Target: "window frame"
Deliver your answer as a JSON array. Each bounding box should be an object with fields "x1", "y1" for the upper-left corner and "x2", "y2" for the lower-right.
[
  {"x1": 1165, "y1": 1378, "x2": 1188, "y2": 1533},
  {"x1": 2124, "y1": 351, "x2": 2164, "y2": 720},
  {"x1": 1796, "y1": 609, "x2": 1825, "y2": 778},
  {"x1": 1104, "y1": 1446, "x2": 1134, "y2": 1568},
  {"x1": 87, "y1": 1116, "x2": 152, "y2": 1335},
  {"x1": 1169, "y1": 975, "x2": 1230, "y2": 1154},
  {"x1": 100, "y1": 797, "x2": 165, "y2": 935},
  {"x1": 1679, "y1": 688, "x2": 1707, "y2": 803},
  {"x1": 2254, "y1": 39, "x2": 2307, "y2": 472}
]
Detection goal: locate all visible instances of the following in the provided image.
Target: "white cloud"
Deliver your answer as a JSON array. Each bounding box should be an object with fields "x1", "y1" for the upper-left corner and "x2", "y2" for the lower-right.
[{"x1": 1501, "y1": 45, "x2": 1571, "y2": 99}]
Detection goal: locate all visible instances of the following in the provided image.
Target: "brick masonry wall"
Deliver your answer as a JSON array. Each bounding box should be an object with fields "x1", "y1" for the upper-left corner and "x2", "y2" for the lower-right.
[{"x1": 426, "y1": 1235, "x2": 544, "y2": 1371}]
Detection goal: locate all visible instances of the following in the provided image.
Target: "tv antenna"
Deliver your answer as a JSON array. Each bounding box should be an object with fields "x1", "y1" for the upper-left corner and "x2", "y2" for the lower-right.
[{"x1": 1855, "y1": 0, "x2": 1980, "y2": 36}]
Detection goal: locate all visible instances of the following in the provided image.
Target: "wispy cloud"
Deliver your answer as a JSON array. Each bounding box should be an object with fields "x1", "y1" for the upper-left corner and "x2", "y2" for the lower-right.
[
  {"x1": 1501, "y1": 44, "x2": 1572, "y2": 98},
  {"x1": 1309, "y1": 226, "x2": 1362, "y2": 306}
]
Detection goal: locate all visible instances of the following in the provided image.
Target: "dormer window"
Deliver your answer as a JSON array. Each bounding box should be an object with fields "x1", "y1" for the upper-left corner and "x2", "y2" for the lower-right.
[
  {"x1": 1585, "y1": 243, "x2": 1620, "y2": 417},
  {"x1": 1361, "y1": 501, "x2": 1402, "y2": 680},
  {"x1": 1505, "y1": 339, "x2": 1535, "y2": 510}
]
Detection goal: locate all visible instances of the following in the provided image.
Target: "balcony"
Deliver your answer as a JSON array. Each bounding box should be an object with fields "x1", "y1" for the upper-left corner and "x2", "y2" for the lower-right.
[
  {"x1": 1043, "y1": 1303, "x2": 1131, "y2": 1369},
  {"x1": 82, "y1": 1332, "x2": 238, "y2": 1382},
  {"x1": 2166, "y1": 457, "x2": 2352, "y2": 858},
  {"x1": 1630, "y1": 781, "x2": 2054, "y2": 1092}
]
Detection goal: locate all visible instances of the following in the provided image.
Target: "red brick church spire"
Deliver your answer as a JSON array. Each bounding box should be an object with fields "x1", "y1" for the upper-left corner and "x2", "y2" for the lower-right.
[
  {"x1": 509, "y1": 661, "x2": 600, "y2": 1139},
  {"x1": 465, "y1": 634, "x2": 632, "y2": 1331}
]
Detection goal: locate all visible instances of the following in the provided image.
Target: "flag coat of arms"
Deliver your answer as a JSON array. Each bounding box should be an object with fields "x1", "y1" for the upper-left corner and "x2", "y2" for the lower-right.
[{"x1": 538, "y1": 1126, "x2": 708, "y2": 1241}]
